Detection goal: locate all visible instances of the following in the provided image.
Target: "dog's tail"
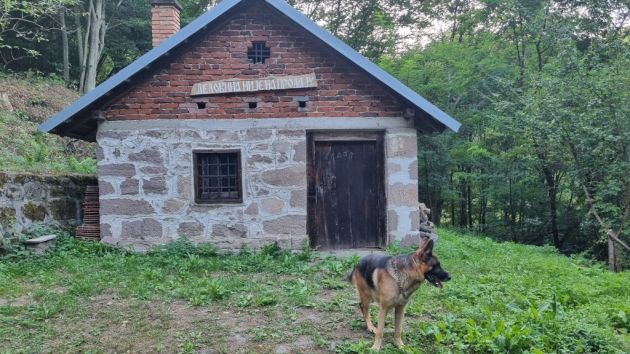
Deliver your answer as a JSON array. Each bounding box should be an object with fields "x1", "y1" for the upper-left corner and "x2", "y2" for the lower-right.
[{"x1": 344, "y1": 269, "x2": 355, "y2": 283}]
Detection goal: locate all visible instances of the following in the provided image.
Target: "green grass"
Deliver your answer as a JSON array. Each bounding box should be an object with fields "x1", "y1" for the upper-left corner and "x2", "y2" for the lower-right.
[{"x1": 0, "y1": 229, "x2": 628, "y2": 353}]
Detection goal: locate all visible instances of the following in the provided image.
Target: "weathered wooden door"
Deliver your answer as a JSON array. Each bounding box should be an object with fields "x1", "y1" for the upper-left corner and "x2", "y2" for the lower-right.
[{"x1": 307, "y1": 133, "x2": 385, "y2": 249}]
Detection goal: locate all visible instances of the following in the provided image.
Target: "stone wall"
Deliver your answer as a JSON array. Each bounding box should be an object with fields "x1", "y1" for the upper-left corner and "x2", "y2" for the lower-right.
[
  {"x1": 0, "y1": 172, "x2": 97, "y2": 236},
  {"x1": 385, "y1": 129, "x2": 421, "y2": 245},
  {"x1": 97, "y1": 117, "x2": 420, "y2": 250}
]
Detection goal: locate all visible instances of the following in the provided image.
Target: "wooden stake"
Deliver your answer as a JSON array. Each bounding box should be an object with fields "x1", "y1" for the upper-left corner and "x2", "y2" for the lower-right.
[{"x1": 608, "y1": 233, "x2": 616, "y2": 272}]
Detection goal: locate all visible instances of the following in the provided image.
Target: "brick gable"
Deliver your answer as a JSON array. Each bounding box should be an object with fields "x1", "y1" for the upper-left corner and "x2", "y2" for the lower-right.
[{"x1": 104, "y1": 2, "x2": 406, "y2": 120}]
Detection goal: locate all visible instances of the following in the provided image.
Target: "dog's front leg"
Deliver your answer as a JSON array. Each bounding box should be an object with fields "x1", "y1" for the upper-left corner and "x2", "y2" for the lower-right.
[
  {"x1": 394, "y1": 305, "x2": 406, "y2": 348},
  {"x1": 371, "y1": 304, "x2": 389, "y2": 351}
]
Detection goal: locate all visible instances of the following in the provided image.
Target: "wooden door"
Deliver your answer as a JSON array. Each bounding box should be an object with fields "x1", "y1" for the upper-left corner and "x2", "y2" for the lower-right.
[{"x1": 307, "y1": 133, "x2": 385, "y2": 249}]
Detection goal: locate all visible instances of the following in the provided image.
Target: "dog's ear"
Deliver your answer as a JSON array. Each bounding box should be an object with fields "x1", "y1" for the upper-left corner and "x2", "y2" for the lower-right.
[{"x1": 416, "y1": 238, "x2": 434, "y2": 262}]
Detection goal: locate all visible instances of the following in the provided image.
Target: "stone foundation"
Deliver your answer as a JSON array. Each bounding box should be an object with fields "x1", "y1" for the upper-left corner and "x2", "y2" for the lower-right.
[{"x1": 97, "y1": 117, "x2": 420, "y2": 250}]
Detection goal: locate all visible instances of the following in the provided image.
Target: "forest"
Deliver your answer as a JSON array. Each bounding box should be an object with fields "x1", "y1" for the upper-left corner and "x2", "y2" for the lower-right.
[{"x1": 1, "y1": 0, "x2": 629, "y2": 268}]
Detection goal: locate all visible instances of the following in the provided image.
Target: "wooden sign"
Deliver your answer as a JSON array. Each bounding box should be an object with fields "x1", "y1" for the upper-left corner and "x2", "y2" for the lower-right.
[{"x1": 191, "y1": 73, "x2": 317, "y2": 96}]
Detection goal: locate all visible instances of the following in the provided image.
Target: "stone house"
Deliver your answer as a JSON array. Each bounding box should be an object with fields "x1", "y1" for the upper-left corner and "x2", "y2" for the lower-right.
[{"x1": 39, "y1": 0, "x2": 460, "y2": 250}]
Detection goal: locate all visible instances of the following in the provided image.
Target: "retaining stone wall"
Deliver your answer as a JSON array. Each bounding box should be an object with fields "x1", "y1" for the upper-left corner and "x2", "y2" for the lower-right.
[{"x1": 0, "y1": 172, "x2": 97, "y2": 236}]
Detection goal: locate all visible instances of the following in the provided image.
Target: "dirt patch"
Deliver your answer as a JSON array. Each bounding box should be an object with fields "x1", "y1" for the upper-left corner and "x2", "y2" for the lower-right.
[
  {"x1": 0, "y1": 295, "x2": 34, "y2": 307},
  {"x1": 0, "y1": 286, "x2": 66, "y2": 307},
  {"x1": 31, "y1": 289, "x2": 373, "y2": 353}
]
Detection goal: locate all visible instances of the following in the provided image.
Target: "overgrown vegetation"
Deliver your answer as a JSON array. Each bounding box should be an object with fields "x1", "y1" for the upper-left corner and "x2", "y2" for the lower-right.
[
  {"x1": 1, "y1": 229, "x2": 628, "y2": 353},
  {"x1": 0, "y1": 74, "x2": 95, "y2": 174},
  {"x1": 0, "y1": 222, "x2": 70, "y2": 258}
]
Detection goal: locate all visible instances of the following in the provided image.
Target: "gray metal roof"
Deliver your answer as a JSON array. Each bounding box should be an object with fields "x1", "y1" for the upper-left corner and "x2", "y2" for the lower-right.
[{"x1": 39, "y1": 0, "x2": 460, "y2": 141}]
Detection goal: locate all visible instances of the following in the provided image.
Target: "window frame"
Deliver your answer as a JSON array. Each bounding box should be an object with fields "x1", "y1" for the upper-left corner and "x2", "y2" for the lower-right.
[
  {"x1": 247, "y1": 41, "x2": 271, "y2": 64},
  {"x1": 193, "y1": 150, "x2": 243, "y2": 204}
]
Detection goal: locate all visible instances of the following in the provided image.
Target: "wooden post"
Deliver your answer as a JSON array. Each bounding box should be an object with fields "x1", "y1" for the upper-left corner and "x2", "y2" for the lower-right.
[{"x1": 607, "y1": 232, "x2": 616, "y2": 272}]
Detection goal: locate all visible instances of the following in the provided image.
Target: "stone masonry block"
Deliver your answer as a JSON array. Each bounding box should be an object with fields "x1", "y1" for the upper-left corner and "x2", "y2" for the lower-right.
[
  {"x1": 100, "y1": 199, "x2": 154, "y2": 216},
  {"x1": 120, "y1": 178, "x2": 139, "y2": 195},
  {"x1": 178, "y1": 221, "x2": 205, "y2": 237},
  {"x1": 99, "y1": 163, "x2": 136, "y2": 177},
  {"x1": 261, "y1": 198, "x2": 284, "y2": 214},
  {"x1": 212, "y1": 223, "x2": 247, "y2": 238},
  {"x1": 293, "y1": 140, "x2": 306, "y2": 162},
  {"x1": 244, "y1": 202, "x2": 259, "y2": 215},
  {"x1": 290, "y1": 189, "x2": 306, "y2": 209},
  {"x1": 121, "y1": 218, "x2": 163, "y2": 239},
  {"x1": 388, "y1": 183, "x2": 418, "y2": 207},
  {"x1": 387, "y1": 134, "x2": 417, "y2": 158},
  {"x1": 99, "y1": 181, "x2": 115, "y2": 195},
  {"x1": 408, "y1": 160, "x2": 418, "y2": 180},
  {"x1": 387, "y1": 209, "x2": 398, "y2": 232},
  {"x1": 261, "y1": 165, "x2": 305, "y2": 187},
  {"x1": 129, "y1": 148, "x2": 163, "y2": 164},
  {"x1": 143, "y1": 177, "x2": 167, "y2": 194},
  {"x1": 263, "y1": 215, "x2": 306, "y2": 235}
]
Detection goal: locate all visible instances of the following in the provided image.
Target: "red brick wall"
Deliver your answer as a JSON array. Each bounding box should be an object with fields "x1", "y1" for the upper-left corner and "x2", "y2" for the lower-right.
[
  {"x1": 151, "y1": 4, "x2": 181, "y2": 48},
  {"x1": 105, "y1": 2, "x2": 406, "y2": 120}
]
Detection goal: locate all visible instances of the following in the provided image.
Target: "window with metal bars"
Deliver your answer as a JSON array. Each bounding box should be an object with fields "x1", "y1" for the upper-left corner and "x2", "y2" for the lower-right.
[
  {"x1": 247, "y1": 42, "x2": 270, "y2": 64},
  {"x1": 193, "y1": 151, "x2": 242, "y2": 203}
]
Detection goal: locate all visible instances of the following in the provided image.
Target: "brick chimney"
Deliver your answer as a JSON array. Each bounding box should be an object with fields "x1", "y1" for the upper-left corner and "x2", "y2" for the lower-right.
[{"x1": 151, "y1": 0, "x2": 182, "y2": 47}]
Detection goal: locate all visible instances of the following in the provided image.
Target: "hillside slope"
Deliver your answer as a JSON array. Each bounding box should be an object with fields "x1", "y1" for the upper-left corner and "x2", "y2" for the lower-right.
[
  {"x1": 0, "y1": 229, "x2": 628, "y2": 353},
  {"x1": 0, "y1": 75, "x2": 95, "y2": 174}
]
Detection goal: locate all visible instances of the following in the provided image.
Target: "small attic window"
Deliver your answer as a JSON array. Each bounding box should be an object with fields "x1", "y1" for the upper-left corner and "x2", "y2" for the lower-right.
[
  {"x1": 247, "y1": 42, "x2": 270, "y2": 64},
  {"x1": 196, "y1": 102, "x2": 206, "y2": 109}
]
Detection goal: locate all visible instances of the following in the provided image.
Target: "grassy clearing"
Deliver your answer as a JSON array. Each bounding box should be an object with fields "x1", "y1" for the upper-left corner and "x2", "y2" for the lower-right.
[{"x1": 0, "y1": 229, "x2": 628, "y2": 353}]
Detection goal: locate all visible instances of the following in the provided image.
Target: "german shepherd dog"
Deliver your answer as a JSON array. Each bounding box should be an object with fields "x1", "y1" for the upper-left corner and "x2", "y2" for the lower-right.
[{"x1": 346, "y1": 239, "x2": 451, "y2": 350}]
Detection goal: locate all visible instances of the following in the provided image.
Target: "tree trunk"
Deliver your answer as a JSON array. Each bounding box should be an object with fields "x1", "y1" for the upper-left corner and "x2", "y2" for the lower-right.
[
  {"x1": 59, "y1": 9, "x2": 69, "y2": 84},
  {"x1": 450, "y1": 172, "x2": 455, "y2": 226},
  {"x1": 424, "y1": 153, "x2": 432, "y2": 211},
  {"x1": 459, "y1": 180, "x2": 467, "y2": 227},
  {"x1": 546, "y1": 173, "x2": 561, "y2": 249},
  {"x1": 75, "y1": 9, "x2": 86, "y2": 92},
  {"x1": 82, "y1": 0, "x2": 105, "y2": 93},
  {"x1": 434, "y1": 199, "x2": 443, "y2": 226},
  {"x1": 466, "y1": 180, "x2": 472, "y2": 228},
  {"x1": 608, "y1": 234, "x2": 616, "y2": 272},
  {"x1": 508, "y1": 177, "x2": 516, "y2": 239},
  {"x1": 479, "y1": 192, "x2": 487, "y2": 233}
]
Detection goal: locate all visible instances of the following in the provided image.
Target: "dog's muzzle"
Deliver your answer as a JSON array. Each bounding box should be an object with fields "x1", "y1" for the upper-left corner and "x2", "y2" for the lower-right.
[{"x1": 425, "y1": 272, "x2": 450, "y2": 288}]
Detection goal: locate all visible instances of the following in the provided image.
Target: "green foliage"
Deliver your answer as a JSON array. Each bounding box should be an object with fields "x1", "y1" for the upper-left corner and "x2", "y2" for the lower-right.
[
  {"x1": 380, "y1": 1, "x2": 629, "y2": 268},
  {"x1": 0, "y1": 229, "x2": 629, "y2": 352},
  {"x1": 399, "y1": 229, "x2": 630, "y2": 353},
  {"x1": 0, "y1": 0, "x2": 76, "y2": 67}
]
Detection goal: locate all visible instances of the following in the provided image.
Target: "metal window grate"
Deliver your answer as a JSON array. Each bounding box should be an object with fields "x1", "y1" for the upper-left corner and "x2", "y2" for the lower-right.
[
  {"x1": 195, "y1": 152, "x2": 242, "y2": 203},
  {"x1": 247, "y1": 42, "x2": 270, "y2": 64}
]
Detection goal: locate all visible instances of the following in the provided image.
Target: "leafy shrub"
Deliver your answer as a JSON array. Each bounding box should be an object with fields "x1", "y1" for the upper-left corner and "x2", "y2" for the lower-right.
[
  {"x1": 147, "y1": 238, "x2": 218, "y2": 259},
  {"x1": 260, "y1": 242, "x2": 284, "y2": 258},
  {"x1": 177, "y1": 278, "x2": 229, "y2": 306}
]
